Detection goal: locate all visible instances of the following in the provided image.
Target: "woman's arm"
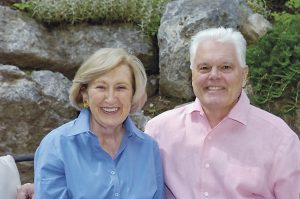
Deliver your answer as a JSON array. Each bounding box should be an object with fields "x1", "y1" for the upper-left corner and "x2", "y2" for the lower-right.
[
  {"x1": 34, "y1": 138, "x2": 69, "y2": 199},
  {"x1": 153, "y1": 141, "x2": 165, "y2": 199}
]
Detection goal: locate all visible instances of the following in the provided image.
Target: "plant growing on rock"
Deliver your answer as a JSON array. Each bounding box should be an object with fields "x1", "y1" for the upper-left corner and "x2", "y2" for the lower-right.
[
  {"x1": 247, "y1": 10, "x2": 300, "y2": 129},
  {"x1": 13, "y1": 0, "x2": 169, "y2": 37},
  {"x1": 245, "y1": 0, "x2": 270, "y2": 17}
]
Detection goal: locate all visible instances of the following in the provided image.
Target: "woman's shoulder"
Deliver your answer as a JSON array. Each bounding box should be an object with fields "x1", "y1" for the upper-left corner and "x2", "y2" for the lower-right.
[
  {"x1": 129, "y1": 126, "x2": 159, "y2": 147},
  {"x1": 40, "y1": 119, "x2": 76, "y2": 144}
]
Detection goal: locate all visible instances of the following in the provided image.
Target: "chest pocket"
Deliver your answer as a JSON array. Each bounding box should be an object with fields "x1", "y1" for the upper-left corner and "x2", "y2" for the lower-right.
[{"x1": 224, "y1": 163, "x2": 265, "y2": 197}]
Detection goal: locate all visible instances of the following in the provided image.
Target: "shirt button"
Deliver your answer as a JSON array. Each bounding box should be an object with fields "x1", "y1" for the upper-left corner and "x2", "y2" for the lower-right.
[
  {"x1": 115, "y1": 193, "x2": 119, "y2": 197},
  {"x1": 204, "y1": 192, "x2": 209, "y2": 197},
  {"x1": 205, "y1": 163, "x2": 210, "y2": 168},
  {"x1": 111, "y1": 171, "x2": 115, "y2": 175}
]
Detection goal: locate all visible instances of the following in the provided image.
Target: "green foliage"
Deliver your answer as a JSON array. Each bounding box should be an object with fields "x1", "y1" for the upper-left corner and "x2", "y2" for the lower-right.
[
  {"x1": 245, "y1": 0, "x2": 299, "y2": 19},
  {"x1": 245, "y1": 0, "x2": 271, "y2": 17},
  {"x1": 285, "y1": 0, "x2": 300, "y2": 9},
  {"x1": 12, "y1": 2, "x2": 33, "y2": 11},
  {"x1": 247, "y1": 13, "x2": 300, "y2": 117},
  {"x1": 18, "y1": 0, "x2": 169, "y2": 37}
]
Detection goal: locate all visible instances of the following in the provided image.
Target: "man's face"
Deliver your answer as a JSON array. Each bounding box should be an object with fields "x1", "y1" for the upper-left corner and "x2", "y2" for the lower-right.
[{"x1": 191, "y1": 40, "x2": 248, "y2": 116}]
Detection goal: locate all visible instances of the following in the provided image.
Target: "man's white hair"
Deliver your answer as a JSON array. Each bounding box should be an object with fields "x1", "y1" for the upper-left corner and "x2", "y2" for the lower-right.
[{"x1": 189, "y1": 27, "x2": 247, "y2": 69}]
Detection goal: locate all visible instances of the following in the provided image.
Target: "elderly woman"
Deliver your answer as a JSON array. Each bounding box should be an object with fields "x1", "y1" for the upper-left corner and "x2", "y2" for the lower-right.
[{"x1": 34, "y1": 48, "x2": 165, "y2": 198}]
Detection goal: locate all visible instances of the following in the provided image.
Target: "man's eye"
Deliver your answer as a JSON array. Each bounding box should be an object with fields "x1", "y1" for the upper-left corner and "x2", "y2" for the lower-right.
[
  {"x1": 220, "y1": 65, "x2": 232, "y2": 72},
  {"x1": 198, "y1": 65, "x2": 210, "y2": 73}
]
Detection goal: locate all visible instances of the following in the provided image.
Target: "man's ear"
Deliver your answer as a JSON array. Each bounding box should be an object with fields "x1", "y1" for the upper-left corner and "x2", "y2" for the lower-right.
[{"x1": 242, "y1": 65, "x2": 249, "y2": 87}]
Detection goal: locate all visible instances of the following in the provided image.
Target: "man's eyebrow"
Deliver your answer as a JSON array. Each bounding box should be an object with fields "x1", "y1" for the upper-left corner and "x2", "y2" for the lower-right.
[{"x1": 196, "y1": 62, "x2": 209, "y2": 66}]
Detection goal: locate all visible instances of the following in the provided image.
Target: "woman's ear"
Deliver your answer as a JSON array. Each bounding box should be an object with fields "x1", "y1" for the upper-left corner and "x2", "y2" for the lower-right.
[{"x1": 80, "y1": 86, "x2": 88, "y2": 102}]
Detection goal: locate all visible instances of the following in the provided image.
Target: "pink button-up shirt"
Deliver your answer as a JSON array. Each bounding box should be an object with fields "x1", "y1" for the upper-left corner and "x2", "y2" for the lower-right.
[{"x1": 145, "y1": 91, "x2": 300, "y2": 199}]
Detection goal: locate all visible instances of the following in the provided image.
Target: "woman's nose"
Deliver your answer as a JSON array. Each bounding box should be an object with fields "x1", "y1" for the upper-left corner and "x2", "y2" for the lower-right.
[{"x1": 105, "y1": 89, "x2": 115, "y2": 101}]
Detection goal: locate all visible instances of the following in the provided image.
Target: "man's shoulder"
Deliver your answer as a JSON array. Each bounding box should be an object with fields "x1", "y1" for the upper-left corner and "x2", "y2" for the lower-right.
[
  {"x1": 150, "y1": 102, "x2": 190, "y2": 122},
  {"x1": 249, "y1": 105, "x2": 295, "y2": 135},
  {"x1": 145, "y1": 103, "x2": 192, "y2": 133}
]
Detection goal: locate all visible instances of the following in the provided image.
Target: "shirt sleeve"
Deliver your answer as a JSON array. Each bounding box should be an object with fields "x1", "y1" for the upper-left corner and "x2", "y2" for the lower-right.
[
  {"x1": 34, "y1": 137, "x2": 69, "y2": 199},
  {"x1": 145, "y1": 118, "x2": 158, "y2": 138},
  {"x1": 272, "y1": 134, "x2": 300, "y2": 199},
  {"x1": 153, "y1": 140, "x2": 166, "y2": 199}
]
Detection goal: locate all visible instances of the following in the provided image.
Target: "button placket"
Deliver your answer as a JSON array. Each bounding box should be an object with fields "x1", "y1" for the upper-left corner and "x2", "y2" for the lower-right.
[
  {"x1": 203, "y1": 191, "x2": 209, "y2": 197},
  {"x1": 201, "y1": 131, "x2": 213, "y2": 199},
  {"x1": 110, "y1": 164, "x2": 120, "y2": 198}
]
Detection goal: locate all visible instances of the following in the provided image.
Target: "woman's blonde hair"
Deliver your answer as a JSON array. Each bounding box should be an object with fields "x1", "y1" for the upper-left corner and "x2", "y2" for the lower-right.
[{"x1": 69, "y1": 48, "x2": 147, "y2": 112}]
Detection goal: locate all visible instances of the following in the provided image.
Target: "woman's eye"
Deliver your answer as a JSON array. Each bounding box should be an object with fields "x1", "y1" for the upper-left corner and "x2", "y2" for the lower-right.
[
  {"x1": 96, "y1": 85, "x2": 105, "y2": 90},
  {"x1": 117, "y1": 86, "x2": 127, "y2": 90}
]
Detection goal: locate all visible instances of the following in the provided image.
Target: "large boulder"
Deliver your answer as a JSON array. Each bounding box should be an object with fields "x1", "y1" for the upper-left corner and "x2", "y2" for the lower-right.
[
  {"x1": 0, "y1": 64, "x2": 77, "y2": 154},
  {"x1": 0, "y1": 6, "x2": 157, "y2": 79},
  {"x1": 240, "y1": 13, "x2": 272, "y2": 42},
  {"x1": 158, "y1": 0, "x2": 252, "y2": 100}
]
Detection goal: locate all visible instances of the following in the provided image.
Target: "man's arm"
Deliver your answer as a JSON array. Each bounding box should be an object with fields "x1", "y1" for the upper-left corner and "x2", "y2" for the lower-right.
[{"x1": 272, "y1": 135, "x2": 300, "y2": 198}]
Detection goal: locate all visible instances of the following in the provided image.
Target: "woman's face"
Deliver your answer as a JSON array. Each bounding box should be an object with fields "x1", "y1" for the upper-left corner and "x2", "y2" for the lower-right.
[{"x1": 82, "y1": 64, "x2": 134, "y2": 132}]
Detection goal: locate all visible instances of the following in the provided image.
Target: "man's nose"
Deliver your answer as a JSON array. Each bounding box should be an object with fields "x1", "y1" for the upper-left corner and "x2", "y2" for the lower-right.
[{"x1": 209, "y1": 66, "x2": 220, "y2": 79}]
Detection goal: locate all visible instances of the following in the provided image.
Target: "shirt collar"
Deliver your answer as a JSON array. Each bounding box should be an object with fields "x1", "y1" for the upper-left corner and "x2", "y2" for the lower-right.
[
  {"x1": 123, "y1": 116, "x2": 145, "y2": 139},
  {"x1": 186, "y1": 89, "x2": 250, "y2": 125},
  {"x1": 185, "y1": 98, "x2": 204, "y2": 115},
  {"x1": 66, "y1": 108, "x2": 144, "y2": 139},
  {"x1": 67, "y1": 108, "x2": 91, "y2": 136},
  {"x1": 227, "y1": 90, "x2": 250, "y2": 125}
]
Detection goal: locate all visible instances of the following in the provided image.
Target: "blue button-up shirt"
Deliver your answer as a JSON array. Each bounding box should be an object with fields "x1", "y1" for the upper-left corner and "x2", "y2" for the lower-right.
[{"x1": 34, "y1": 109, "x2": 165, "y2": 199}]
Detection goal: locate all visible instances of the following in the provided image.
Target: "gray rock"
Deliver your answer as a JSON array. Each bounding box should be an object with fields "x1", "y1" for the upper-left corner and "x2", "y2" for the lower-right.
[
  {"x1": 158, "y1": 0, "x2": 252, "y2": 100},
  {"x1": 0, "y1": 64, "x2": 77, "y2": 154},
  {"x1": 130, "y1": 111, "x2": 151, "y2": 131},
  {"x1": 146, "y1": 75, "x2": 159, "y2": 97},
  {"x1": 240, "y1": 13, "x2": 272, "y2": 42},
  {"x1": 0, "y1": 6, "x2": 157, "y2": 79}
]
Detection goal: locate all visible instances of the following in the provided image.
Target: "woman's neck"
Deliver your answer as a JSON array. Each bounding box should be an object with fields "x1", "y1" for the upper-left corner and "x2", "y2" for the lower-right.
[
  {"x1": 99, "y1": 131, "x2": 124, "y2": 158},
  {"x1": 91, "y1": 122, "x2": 125, "y2": 158}
]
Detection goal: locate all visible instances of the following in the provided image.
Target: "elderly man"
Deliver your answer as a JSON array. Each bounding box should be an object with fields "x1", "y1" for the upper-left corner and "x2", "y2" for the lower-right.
[{"x1": 145, "y1": 27, "x2": 300, "y2": 198}]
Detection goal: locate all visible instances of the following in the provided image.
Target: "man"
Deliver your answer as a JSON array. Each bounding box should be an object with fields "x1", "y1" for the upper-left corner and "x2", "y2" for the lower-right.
[{"x1": 145, "y1": 27, "x2": 300, "y2": 198}]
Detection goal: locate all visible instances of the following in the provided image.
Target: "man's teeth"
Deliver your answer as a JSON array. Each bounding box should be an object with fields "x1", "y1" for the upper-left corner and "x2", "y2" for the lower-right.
[
  {"x1": 102, "y1": 107, "x2": 118, "y2": 112},
  {"x1": 207, "y1": 86, "x2": 223, "y2": 90}
]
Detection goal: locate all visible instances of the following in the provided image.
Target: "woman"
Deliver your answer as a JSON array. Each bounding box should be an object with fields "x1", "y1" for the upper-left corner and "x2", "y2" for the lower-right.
[{"x1": 34, "y1": 48, "x2": 165, "y2": 198}]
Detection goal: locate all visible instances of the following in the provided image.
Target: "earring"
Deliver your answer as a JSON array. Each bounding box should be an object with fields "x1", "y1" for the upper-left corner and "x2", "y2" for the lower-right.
[{"x1": 83, "y1": 100, "x2": 89, "y2": 108}]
